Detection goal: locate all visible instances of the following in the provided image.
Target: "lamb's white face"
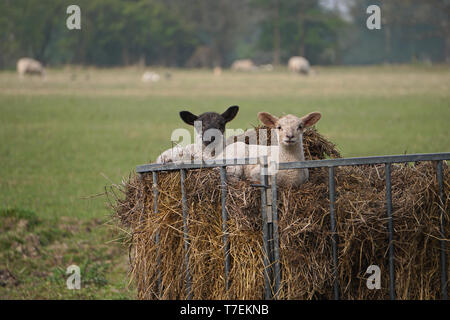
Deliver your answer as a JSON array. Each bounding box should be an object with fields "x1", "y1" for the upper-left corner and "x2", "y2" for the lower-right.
[
  {"x1": 258, "y1": 111, "x2": 322, "y2": 147},
  {"x1": 275, "y1": 115, "x2": 304, "y2": 146}
]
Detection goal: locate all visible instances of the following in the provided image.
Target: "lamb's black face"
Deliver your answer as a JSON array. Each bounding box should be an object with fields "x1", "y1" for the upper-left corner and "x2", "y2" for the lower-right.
[
  {"x1": 179, "y1": 106, "x2": 239, "y2": 147},
  {"x1": 197, "y1": 112, "x2": 226, "y2": 146}
]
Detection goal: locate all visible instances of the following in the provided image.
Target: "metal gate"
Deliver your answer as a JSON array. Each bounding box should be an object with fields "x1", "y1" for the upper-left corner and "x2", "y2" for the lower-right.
[{"x1": 136, "y1": 152, "x2": 450, "y2": 300}]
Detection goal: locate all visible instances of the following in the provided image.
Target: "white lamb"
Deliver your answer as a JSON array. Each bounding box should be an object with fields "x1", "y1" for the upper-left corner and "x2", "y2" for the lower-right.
[{"x1": 218, "y1": 111, "x2": 321, "y2": 187}]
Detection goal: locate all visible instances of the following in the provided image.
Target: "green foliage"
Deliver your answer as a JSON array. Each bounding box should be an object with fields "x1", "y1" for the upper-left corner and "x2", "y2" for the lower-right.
[
  {"x1": 0, "y1": 211, "x2": 133, "y2": 299},
  {"x1": 0, "y1": 0, "x2": 447, "y2": 67},
  {"x1": 342, "y1": 0, "x2": 449, "y2": 64},
  {"x1": 0, "y1": 208, "x2": 40, "y2": 229},
  {"x1": 255, "y1": 0, "x2": 346, "y2": 64},
  {"x1": 0, "y1": 0, "x2": 198, "y2": 67}
]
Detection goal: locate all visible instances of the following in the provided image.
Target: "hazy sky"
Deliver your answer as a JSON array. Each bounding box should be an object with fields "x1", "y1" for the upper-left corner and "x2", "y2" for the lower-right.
[{"x1": 320, "y1": 0, "x2": 352, "y2": 21}]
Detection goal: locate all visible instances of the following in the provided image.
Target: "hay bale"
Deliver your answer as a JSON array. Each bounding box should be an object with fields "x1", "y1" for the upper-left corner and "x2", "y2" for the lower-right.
[{"x1": 111, "y1": 129, "x2": 449, "y2": 300}]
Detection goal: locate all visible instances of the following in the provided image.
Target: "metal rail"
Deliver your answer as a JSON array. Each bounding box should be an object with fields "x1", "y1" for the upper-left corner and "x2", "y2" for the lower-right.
[{"x1": 137, "y1": 152, "x2": 449, "y2": 300}]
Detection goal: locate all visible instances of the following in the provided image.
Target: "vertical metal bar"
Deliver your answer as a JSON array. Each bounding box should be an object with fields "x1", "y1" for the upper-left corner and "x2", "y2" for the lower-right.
[
  {"x1": 437, "y1": 161, "x2": 448, "y2": 300},
  {"x1": 152, "y1": 171, "x2": 162, "y2": 298},
  {"x1": 138, "y1": 173, "x2": 145, "y2": 224},
  {"x1": 271, "y1": 172, "x2": 281, "y2": 298},
  {"x1": 266, "y1": 181, "x2": 274, "y2": 280},
  {"x1": 385, "y1": 163, "x2": 396, "y2": 300},
  {"x1": 180, "y1": 169, "x2": 192, "y2": 299},
  {"x1": 219, "y1": 167, "x2": 231, "y2": 293},
  {"x1": 328, "y1": 166, "x2": 340, "y2": 300},
  {"x1": 260, "y1": 157, "x2": 272, "y2": 300}
]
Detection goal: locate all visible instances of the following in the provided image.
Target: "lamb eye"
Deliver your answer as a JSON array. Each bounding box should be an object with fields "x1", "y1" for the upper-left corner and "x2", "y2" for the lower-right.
[
  {"x1": 298, "y1": 125, "x2": 303, "y2": 130},
  {"x1": 277, "y1": 126, "x2": 282, "y2": 130}
]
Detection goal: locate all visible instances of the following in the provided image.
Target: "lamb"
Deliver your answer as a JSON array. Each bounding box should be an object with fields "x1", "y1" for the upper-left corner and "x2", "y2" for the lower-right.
[
  {"x1": 17, "y1": 58, "x2": 46, "y2": 78},
  {"x1": 288, "y1": 56, "x2": 310, "y2": 75},
  {"x1": 156, "y1": 106, "x2": 239, "y2": 164},
  {"x1": 218, "y1": 111, "x2": 321, "y2": 187}
]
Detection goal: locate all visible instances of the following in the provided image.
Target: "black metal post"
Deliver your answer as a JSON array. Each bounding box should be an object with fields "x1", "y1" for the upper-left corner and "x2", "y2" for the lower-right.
[
  {"x1": 259, "y1": 157, "x2": 272, "y2": 299},
  {"x1": 180, "y1": 169, "x2": 192, "y2": 299},
  {"x1": 220, "y1": 167, "x2": 231, "y2": 293},
  {"x1": 271, "y1": 173, "x2": 281, "y2": 298},
  {"x1": 328, "y1": 166, "x2": 340, "y2": 300},
  {"x1": 437, "y1": 161, "x2": 448, "y2": 300},
  {"x1": 385, "y1": 163, "x2": 396, "y2": 300},
  {"x1": 152, "y1": 171, "x2": 162, "y2": 297}
]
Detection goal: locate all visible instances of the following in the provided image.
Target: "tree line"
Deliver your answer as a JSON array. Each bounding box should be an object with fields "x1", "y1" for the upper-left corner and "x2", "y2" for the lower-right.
[{"x1": 0, "y1": 0, "x2": 448, "y2": 69}]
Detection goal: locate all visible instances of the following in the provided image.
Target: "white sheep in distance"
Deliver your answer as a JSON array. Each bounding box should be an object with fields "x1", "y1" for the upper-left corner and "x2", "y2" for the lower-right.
[
  {"x1": 156, "y1": 106, "x2": 239, "y2": 164},
  {"x1": 141, "y1": 71, "x2": 160, "y2": 82},
  {"x1": 288, "y1": 56, "x2": 310, "y2": 75},
  {"x1": 218, "y1": 111, "x2": 322, "y2": 187},
  {"x1": 231, "y1": 59, "x2": 256, "y2": 72},
  {"x1": 17, "y1": 58, "x2": 46, "y2": 78}
]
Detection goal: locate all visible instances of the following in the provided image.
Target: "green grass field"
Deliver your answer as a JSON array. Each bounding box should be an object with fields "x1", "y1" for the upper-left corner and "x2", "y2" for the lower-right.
[{"x1": 0, "y1": 65, "x2": 449, "y2": 299}]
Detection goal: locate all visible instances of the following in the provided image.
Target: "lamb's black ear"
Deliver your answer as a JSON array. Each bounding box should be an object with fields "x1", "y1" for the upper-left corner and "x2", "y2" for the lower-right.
[
  {"x1": 222, "y1": 105, "x2": 239, "y2": 123},
  {"x1": 179, "y1": 111, "x2": 198, "y2": 126}
]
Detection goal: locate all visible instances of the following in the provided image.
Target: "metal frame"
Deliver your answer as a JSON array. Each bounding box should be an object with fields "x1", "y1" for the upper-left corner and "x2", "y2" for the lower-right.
[{"x1": 137, "y1": 152, "x2": 449, "y2": 300}]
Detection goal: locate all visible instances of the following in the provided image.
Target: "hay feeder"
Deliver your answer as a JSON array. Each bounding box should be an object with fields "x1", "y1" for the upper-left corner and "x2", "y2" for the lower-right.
[{"x1": 112, "y1": 129, "x2": 449, "y2": 300}]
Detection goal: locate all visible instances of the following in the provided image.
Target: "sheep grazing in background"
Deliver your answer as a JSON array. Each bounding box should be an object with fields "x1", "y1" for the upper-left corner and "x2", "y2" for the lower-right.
[
  {"x1": 156, "y1": 106, "x2": 239, "y2": 164},
  {"x1": 17, "y1": 58, "x2": 46, "y2": 78},
  {"x1": 141, "y1": 71, "x2": 160, "y2": 82},
  {"x1": 219, "y1": 111, "x2": 321, "y2": 187},
  {"x1": 288, "y1": 56, "x2": 310, "y2": 75},
  {"x1": 231, "y1": 59, "x2": 256, "y2": 72}
]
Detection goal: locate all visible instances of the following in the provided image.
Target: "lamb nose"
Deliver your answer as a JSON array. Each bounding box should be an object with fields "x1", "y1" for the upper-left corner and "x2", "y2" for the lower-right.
[{"x1": 286, "y1": 135, "x2": 294, "y2": 139}]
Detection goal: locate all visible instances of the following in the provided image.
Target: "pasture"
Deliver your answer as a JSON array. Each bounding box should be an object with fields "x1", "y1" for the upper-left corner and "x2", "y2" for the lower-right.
[{"x1": 0, "y1": 65, "x2": 449, "y2": 299}]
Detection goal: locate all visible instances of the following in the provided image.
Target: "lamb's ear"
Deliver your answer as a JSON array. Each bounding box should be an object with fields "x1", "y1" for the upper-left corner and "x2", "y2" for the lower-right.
[
  {"x1": 301, "y1": 112, "x2": 321, "y2": 127},
  {"x1": 180, "y1": 111, "x2": 198, "y2": 126},
  {"x1": 222, "y1": 105, "x2": 239, "y2": 123},
  {"x1": 258, "y1": 112, "x2": 279, "y2": 128}
]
